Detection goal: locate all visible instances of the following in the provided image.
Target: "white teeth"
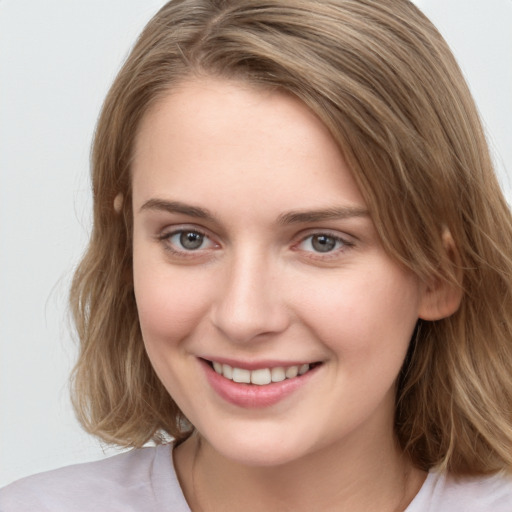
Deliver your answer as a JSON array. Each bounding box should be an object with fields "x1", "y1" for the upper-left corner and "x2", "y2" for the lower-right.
[
  {"x1": 222, "y1": 364, "x2": 233, "y2": 379},
  {"x1": 251, "y1": 368, "x2": 272, "y2": 385},
  {"x1": 298, "y1": 363, "x2": 310, "y2": 375},
  {"x1": 271, "y1": 367, "x2": 286, "y2": 383},
  {"x1": 211, "y1": 361, "x2": 314, "y2": 384},
  {"x1": 285, "y1": 365, "x2": 299, "y2": 379},
  {"x1": 232, "y1": 368, "x2": 251, "y2": 383}
]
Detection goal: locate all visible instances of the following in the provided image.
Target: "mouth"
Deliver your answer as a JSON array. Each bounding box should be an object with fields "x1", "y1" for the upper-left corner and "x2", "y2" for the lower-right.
[{"x1": 203, "y1": 359, "x2": 323, "y2": 386}]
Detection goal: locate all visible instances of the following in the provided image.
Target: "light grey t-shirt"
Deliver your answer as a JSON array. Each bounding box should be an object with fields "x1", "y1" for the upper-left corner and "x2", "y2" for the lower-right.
[
  {"x1": 0, "y1": 445, "x2": 190, "y2": 512},
  {"x1": 1, "y1": 444, "x2": 511, "y2": 511}
]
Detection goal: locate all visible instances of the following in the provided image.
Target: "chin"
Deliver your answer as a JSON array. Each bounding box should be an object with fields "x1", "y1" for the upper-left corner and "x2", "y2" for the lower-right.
[
  {"x1": 221, "y1": 444, "x2": 302, "y2": 468},
  {"x1": 199, "y1": 422, "x2": 317, "y2": 468}
]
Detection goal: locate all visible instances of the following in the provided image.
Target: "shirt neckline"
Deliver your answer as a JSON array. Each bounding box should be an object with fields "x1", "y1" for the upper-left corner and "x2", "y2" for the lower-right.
[{"x1": 158, "y1": 442, "x2": 442, "y2": 512}]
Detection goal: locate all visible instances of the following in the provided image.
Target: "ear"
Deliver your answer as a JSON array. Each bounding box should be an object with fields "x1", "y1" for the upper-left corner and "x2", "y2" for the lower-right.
[{"x1": 418, "y1": 229, "x2": 463, "y2": 321}]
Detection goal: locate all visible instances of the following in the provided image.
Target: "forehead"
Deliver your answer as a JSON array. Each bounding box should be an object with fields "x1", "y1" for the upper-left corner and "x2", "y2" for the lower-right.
[
  {"x1": 131, "y1": 77, "x2": 366, "y2": 218},
  {"x1": 133, "y1": 77, "x2": 335, "y2": 170}
]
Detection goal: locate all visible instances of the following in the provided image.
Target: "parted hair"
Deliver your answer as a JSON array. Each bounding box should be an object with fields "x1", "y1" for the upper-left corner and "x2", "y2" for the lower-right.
[{"x1": 70, "y1": 0, "x2": 512, "y2": 474}]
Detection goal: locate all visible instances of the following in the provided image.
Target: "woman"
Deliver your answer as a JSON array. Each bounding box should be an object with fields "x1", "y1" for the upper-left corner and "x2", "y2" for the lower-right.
[{"x1": 2, "y1": 1, "x2": 512, "y2": 510}]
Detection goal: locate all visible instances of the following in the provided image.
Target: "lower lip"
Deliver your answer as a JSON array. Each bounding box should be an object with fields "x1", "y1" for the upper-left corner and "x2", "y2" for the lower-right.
[{"x1": 200, "y1": 359, "x2": 320, "y2": 408}]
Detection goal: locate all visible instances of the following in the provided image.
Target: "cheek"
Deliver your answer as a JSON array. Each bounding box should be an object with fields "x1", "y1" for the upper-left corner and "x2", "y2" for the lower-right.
[
  {"x1": 133, "y1": 264, "x2": 213, "y2": 410},
  {"x1": 136, "y1": 283, "x2": 199, "y2": 340},
  {"x1": 133, "y1": 256, "x2": 212, "y2": 346},
  {"x1": 295, "y1": 266, "x2": 420, "y2": 363}
]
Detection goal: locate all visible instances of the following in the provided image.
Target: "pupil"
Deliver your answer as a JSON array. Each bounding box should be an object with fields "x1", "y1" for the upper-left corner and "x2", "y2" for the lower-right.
[
  {"x1": 180, "y1": 231, "x2": 203, "y2": 250},
  {"x1": 312, "y1": 235, "x2": 336, "y2": 252}
]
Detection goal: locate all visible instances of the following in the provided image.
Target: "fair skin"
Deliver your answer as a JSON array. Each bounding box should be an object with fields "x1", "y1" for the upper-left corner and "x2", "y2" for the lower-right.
[{"x1": 131, "y1": 77, "x2": 446, "y2": 511}]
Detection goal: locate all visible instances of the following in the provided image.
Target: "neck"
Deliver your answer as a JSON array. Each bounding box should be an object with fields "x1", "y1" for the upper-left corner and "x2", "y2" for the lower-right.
[{"x1": 174, "y1": 429, "x2": 426, "y2": 512}]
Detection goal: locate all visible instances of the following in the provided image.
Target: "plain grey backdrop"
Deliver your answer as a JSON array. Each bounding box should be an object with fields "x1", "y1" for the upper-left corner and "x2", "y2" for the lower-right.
[{"x1": 1, "y1": 0, "x2": 511, "y2": 486}]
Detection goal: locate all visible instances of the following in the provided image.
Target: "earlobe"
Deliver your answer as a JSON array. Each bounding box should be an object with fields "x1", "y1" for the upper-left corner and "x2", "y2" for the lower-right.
[
  {"x1": 114, "y1": 193, "x2": 124, "y2": 213},
  {"x1": 418, "y1": 229, "x2": 463, "y2": 321}
]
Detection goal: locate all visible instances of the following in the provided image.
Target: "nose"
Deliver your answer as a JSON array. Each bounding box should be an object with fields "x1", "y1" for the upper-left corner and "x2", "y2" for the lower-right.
[{"x1": 210, "y1": 249, "x2": 290, "y2": 344}]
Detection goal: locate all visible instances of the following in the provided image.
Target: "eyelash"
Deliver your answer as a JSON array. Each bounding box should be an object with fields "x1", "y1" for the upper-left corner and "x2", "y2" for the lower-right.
[{"x1": 157, "y1": 228, "x2": 354, "y2": 259}]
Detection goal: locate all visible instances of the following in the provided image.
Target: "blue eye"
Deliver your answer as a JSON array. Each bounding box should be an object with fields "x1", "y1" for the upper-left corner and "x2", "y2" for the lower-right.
[{"x1": 299, "y1": 234, "x2": 348, "y2": 253}]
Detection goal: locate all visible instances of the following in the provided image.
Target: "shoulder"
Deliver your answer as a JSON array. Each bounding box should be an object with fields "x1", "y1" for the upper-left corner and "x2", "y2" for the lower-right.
[
  {"x1": 407, "y1": 469, "x2": 512, "y2": 512},
  {"x1": 0, "y1": 444, "x2": 189, "y2": 512}
]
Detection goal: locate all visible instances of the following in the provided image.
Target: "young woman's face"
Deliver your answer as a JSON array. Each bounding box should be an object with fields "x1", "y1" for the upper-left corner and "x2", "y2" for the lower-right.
[{"x1": 132, "y1": 78, "x2": 428, "y2": 466}]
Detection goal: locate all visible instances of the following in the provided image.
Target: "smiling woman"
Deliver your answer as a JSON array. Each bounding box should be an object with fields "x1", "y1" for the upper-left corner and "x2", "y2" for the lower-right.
[
  {"x1": 2, "y1": 0, "x2": 512, "y2": 511},
  {"x1": 131, "y1": 80, "x2": 433, "y2": 476}
]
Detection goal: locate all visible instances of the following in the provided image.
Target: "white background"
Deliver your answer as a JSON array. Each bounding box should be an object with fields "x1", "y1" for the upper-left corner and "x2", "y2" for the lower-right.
[{"x1": 1, "y1": 0, "x2": 511, "y2": 487}]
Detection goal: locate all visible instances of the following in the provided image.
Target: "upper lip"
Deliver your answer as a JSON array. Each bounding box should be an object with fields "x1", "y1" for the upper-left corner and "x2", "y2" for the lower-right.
[{"x1": 199, "y1": 356, "x2": 321, "y2": 370}]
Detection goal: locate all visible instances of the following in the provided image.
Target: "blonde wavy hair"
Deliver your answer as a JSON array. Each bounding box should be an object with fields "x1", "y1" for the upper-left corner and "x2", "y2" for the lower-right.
[{"x1": 71, "y1": 0, "x2": 512, "y2": 475}]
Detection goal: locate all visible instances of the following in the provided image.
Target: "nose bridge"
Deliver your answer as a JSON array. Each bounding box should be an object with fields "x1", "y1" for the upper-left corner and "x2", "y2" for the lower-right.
[{"x1": 211, "y1": 244, "x2": 289, "y2": 343}]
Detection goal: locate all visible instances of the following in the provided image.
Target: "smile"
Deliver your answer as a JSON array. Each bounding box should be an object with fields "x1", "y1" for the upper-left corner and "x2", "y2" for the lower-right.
[
  {"x1": 210, "y1": 361, "x2": 313, "y2": 385},
  {"x1": 201, "y1": 359, "x2": 323, "y2": 408}
]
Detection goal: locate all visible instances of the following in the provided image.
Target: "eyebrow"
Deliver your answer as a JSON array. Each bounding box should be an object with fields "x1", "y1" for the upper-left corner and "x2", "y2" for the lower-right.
[
  {"x1": 139, "y1": 198, "x2": 369, "y2": 225},
  {"x1": 139, "y1": 199, "x2": 214, "y2": 220},
  {"x1": 277, "y1": 206, "x2": 369, "y2": 225}
]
